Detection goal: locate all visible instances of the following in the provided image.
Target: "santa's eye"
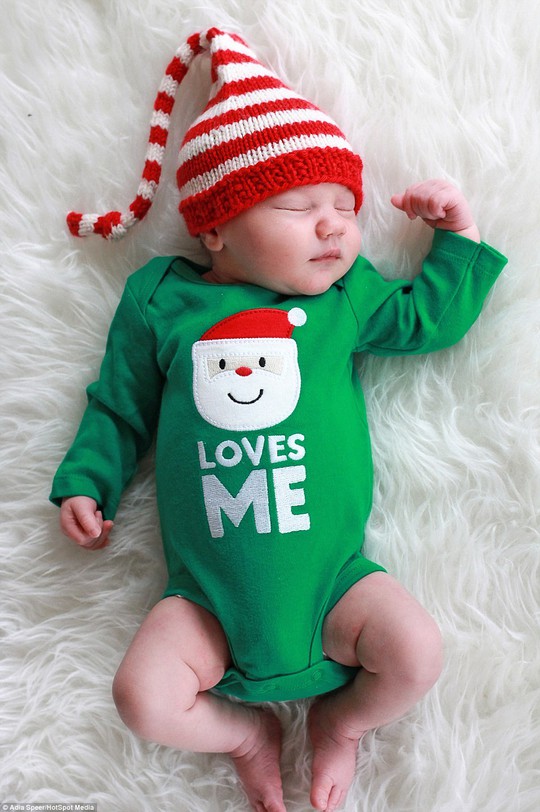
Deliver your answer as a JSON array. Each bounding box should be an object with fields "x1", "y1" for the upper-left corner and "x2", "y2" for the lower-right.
[
  {"x1": 219, "y1": 359, "x2": 226, "y2": 370},
  {"x1": 259, "y1": 357, "x2": 266, "y2": 368}
]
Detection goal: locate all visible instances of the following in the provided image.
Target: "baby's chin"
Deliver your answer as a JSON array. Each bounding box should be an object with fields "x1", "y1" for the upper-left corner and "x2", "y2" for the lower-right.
[{"x1": 291, "y1": 271, "x2": 347, "y2": 297}]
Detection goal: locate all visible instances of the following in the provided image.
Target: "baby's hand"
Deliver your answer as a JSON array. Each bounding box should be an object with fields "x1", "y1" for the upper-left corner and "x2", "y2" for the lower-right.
[
  {"x1": 60, "y1": 496, "x2": 113, "y2": 550},
  {"x1": 391, "y1": 179, "x2": 480, "y2": 242}
]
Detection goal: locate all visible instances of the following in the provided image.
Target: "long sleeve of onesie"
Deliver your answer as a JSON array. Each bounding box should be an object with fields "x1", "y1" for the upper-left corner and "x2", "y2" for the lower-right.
[
  {"x1": 344, "y1": 229, "x2": 506, "y2": 354},
  {"x1": 50, "y1": 264, "x2": 167, "y2": 519}
]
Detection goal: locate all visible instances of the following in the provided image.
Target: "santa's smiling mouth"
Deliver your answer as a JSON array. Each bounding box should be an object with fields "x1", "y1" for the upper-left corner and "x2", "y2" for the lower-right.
[{"x1": 228, "y1": 389, "x2": 264, "y2": 405}]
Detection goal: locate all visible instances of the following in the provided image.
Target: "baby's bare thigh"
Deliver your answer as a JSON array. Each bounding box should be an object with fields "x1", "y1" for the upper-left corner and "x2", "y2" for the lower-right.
[
  {"x1": 322, "y1": 571, "x2": 438, "y2": 669},
  {"x1": 119, "y1": 596, "x2": 232, "y2": 691}
]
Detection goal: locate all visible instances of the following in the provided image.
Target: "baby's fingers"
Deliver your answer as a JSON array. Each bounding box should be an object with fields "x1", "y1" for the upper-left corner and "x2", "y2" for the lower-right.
[
  {"x1": 88, "y1": 514, "x2": 114, "y2": 549},
  {"x1": 61, "y1": 507, "x2": 95, "y2": 545},
  {"x1": 60, "y1": 497, "x2": 111, "y2": 549},
  {"x1": 392, "y1": 179, "x2": 479, "y2": 239},
  {"x1": 392, "y1": 181, "x2": 447, "y2": 222},
  {"x1": 390, "y1": 189, "x2": 425, "y2": 221},
  {"x1": 390, "y1": 192, "x2": 410, "y2": 215}
]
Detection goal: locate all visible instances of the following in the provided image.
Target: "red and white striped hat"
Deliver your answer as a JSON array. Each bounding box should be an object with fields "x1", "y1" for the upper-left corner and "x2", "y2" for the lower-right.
[{"x1": 68, "y1": 28, "x2": 363, "y2": 240}]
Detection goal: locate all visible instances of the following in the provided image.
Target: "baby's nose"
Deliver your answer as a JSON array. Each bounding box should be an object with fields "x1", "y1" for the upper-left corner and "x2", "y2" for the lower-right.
[
  {"x1": 235, "y1": 366, "x2": 252, "y2": 376},
  {"x1": 317, "y1": 216, "x2": 345, "y2": 238}
]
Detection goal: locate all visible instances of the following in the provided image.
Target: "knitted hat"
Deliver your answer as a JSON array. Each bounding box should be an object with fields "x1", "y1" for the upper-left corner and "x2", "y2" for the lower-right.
[
  {"x1": 200, "y1": 307, "x2": 307, "y2": 342},
  {"x1": 67, "y1": 28, "x2": 363, "y2": 240}
]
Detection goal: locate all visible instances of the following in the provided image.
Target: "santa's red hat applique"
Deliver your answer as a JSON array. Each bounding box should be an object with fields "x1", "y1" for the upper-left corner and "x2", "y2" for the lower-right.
[{"x1": 200, "y1": 307, "x2": 307, "y2": 342}]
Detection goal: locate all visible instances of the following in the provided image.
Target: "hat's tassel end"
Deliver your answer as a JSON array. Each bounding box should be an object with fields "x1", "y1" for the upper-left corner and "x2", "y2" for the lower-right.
[
  {"x1": 66, "y1": 210, "x2": 135, "y2": 240},
  {"x1": 67, "y1": 32, "x2": 205, "y2": 240}
]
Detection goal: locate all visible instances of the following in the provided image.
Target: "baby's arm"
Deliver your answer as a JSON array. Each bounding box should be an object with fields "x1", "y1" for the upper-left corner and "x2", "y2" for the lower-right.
[
  {"x1": 60, "y1": 495, "x2": 114, "y2": 550},
  {"x1": 391, "y1": 179, "x2": 480, "y2": 243},
  {"x1": 51, "y1": 267, "x2": 165, "y2": 546}
]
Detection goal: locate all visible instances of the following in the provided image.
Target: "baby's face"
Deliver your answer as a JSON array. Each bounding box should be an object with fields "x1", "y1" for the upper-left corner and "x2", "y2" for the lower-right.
[{"x1": 202, "y1": 183, "x2": 362, "y2": 296}]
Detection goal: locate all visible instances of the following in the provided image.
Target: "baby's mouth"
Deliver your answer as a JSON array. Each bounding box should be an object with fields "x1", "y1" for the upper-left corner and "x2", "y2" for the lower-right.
[
  {"x1": 310, "y1": 249, "x2": 342, "y2": 262},
  {"x1": 228, "y1": 389, "x2": 264, "y2": 405}
]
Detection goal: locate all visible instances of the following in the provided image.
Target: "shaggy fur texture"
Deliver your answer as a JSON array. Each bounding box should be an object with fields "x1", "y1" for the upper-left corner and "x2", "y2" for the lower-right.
[{"x1": 1, "y1": 1, "x2": 539, "y2": 810}]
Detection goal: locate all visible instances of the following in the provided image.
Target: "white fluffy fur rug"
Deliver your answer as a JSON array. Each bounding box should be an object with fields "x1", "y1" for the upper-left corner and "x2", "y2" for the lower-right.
[{"x1": 2, "y1": 1, "x2": 539, "y2": 810}]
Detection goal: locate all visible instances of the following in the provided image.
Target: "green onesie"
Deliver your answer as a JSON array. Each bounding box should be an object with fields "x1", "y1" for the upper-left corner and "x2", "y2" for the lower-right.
[{"x1": 50, "y1": 229, "x2": 507, "y2": 702}]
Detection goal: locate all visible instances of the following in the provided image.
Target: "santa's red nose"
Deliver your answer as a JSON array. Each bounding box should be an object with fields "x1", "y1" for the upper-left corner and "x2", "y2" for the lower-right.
[{"x1": 236, "y1": 366, "x2": 252, "y2": 376}]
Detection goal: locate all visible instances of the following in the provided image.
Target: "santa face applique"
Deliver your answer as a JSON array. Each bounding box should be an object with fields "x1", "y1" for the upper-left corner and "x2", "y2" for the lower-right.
[{"x1": 192, "y1": 308, "x2": 307, "y2": 431}]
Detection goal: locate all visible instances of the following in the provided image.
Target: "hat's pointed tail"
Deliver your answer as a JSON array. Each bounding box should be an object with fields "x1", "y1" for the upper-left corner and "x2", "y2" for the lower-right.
[{"x1": 67, "y1": 31, "x2": 208, "y2": 240}]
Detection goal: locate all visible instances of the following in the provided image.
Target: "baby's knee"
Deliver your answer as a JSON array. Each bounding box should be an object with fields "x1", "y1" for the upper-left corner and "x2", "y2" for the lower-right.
[
  {"x1": 112, "y1": 660, "x2": 198, "y2": 741},
  {"x1": 112, "y1": 666, "x2": 152, "y2": 739},
  {"x1": 395, "y1": 613, "x2": 444, "y2": 691}
]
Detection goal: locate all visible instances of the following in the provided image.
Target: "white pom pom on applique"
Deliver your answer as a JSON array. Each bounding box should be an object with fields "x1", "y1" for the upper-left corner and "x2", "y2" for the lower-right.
[{"x1": 288, "y1": 307, "x2": 307, "y2": 327}]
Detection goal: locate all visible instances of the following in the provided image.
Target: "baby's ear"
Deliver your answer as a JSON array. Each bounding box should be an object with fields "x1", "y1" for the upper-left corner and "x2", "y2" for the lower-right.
[{"x1": 200, "y1": 228, "x2": 224, "y2": 252}]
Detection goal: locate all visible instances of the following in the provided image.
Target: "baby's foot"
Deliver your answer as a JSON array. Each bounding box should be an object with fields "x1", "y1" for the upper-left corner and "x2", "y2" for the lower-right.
[
  {"x1": 231, "y1": 709, "x2": 286, "y2": 812},
  {"x1": 308, "y1": 700, "x2": 362, "y2": 812}
]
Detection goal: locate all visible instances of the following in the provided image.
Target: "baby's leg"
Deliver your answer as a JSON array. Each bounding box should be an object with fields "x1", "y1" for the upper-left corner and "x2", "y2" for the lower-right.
[
  {"x1": 309, "y1": 572, "x2": 443, "y2": 811},
  {"x1": 112, "y1": 596, "x2": 285, "y2": 812}
]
